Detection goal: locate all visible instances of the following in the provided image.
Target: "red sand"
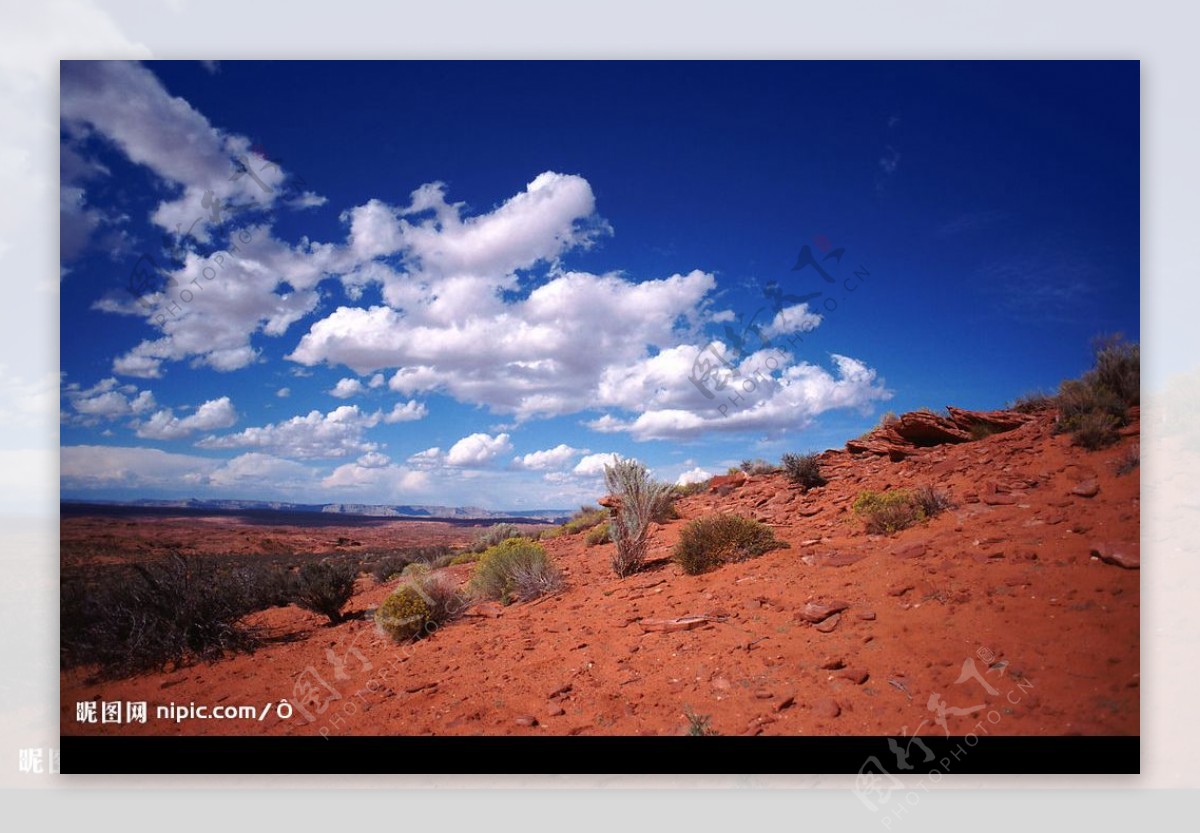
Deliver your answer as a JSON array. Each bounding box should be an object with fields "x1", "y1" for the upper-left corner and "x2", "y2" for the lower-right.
[{"x1": 61, "y1": 410, "x2": 1139, "y2": 737}]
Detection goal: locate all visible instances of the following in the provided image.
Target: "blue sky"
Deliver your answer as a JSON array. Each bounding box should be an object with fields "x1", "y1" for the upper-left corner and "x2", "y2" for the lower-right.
[{"x1": 59, "y1": 60, "x2": 1140, "y2": 509}]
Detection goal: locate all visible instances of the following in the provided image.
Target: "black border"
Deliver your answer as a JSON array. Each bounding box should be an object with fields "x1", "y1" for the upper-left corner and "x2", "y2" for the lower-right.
[{"x1": 61, "y1": 735, "x2": 1139, "y2": 774}]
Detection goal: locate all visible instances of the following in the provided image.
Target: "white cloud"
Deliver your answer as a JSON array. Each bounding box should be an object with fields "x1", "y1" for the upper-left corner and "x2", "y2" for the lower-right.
[
  {"x1": 195, "y1": 404, "x2": 380, "y2": 459},
  {"x1": 64, "y1": 377, "x2": 156, "y2": 422},
  {"x1": 572, "y1": 452, "x2": 620, "y2": 478},
  {"x1": 588, "y1": 352, "x2": 891, "y2": 440},
  {"x1": 61, "y1": 444, "x2": 220, "y2": 489},
  {"x1": 759, "y1": 303, "x2": 823, "y2": 339},
  {"x1": 276, "y1": 387, "x2": 291, "y2": 398},
  {"x1": 321, "y1": 460, "x2": 430, "y2": 494},
  {"x1": 382, "y1": 400, "x2": 428, "y2": 423},
  {"x1": 134, "y1": 396, "x2": 237, "y2": 440},
  {"x1": 368, "y1": 373, "x2": 385, "y2": 389},
  {"x1": 512, "y1": 443, "x2": 584, "y2": 471},
  {"x1": 207, "y1": 452, "x2": 311, "y2": 489},
  {"x1": 676, "y1": 467, "x2": 713, "y2": 486},
  {"x1": 445, "y1": 432, "x2": 512, "y2": 467},
  {"x1": 60, "y1": 61, "x2": 292, "y2": 241},
  {"x1": 330, "y1": 377, "x2": 365, "y2": 398}
]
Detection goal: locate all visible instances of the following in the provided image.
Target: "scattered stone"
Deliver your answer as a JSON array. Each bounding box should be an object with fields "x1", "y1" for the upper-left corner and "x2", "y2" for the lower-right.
[
  {"x1": 814, "y1": 613, "x2": 841, "y2": 633},
  {"x1": 404, "y1": 681, "x2": 437, "y2": 693},
  {"x1": 1091, "y1": 542, "x2": 1140, "y2": 570},
  {"x1": 835, "y1": 667, "x2": 869, "y2": 685},
  {"x1": 819, "y1": 657, "x2": 846, "y2": 670},
  {"x1": 548, "y1": 683, "x2": 573, "y2": 699},
  {"x1": 892, "y1": 542, "x2": 927, "y2": 559},
  {"x1": 887, "y1": 583, "x2": 914, "y2": 597},
  {"x1": 815, "y1": 551, "x2": 869, "y2": 567},
  {"x1": 754, "y1": 689, "x2": 774, "y2": 700},
  {"x1": 813, "y1": 698, "x2": 841, "y2": 718},
  {"x1": 1071, "y1": 480, "x2": 1100, "y2": 498},
  {"x1": 546, "y1": 705, "x2": 565, "y2": 717},
  {"x1": 857, "y1": 610, "x2": 877, "y2": 621},
  {"x1": 515, "y1": 715, "x2": 539, "y2": 727},
  {"x1": 776, "y1": 693, "x2": 797, "y2": 712},
  {"x1": 797, "y1": 600, "x2": 850, "y2": 623},
  {"x1": 982, "y1": 492, "x2": 1017, "y2": 506}
]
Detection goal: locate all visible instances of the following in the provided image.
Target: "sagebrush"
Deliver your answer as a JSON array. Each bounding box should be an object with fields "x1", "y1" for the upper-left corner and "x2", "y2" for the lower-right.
[{"x1": 672, "y1": 513, "x2": 786, "y2": 575}]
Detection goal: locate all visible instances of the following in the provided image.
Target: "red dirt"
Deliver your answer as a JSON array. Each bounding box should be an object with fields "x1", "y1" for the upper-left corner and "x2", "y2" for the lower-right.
[{"x1": 61, "y1": 409, "x2": 1139, "y2": 737}]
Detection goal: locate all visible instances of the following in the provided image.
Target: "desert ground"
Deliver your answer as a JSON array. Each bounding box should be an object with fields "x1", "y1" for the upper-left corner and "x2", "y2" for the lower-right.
[{"x1": 61, "y1": 406, "x2": 1139, "y2": 737}]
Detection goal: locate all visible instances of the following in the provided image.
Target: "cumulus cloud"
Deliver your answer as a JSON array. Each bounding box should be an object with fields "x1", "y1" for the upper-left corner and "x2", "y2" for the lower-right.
[
  {"x1": 382, "y1": 400, "x2": 428, "y2": 423},
  {"x1": 134, "y1": 396, "x2": 237, "y2": 440},
  {"x1": 63, "y1": 377, "x2": 156, "y2": 422},
  {"x1": 572, "y1": 452, "x2": 620, "y2": 478},
  {"x1": 445, "y1": 432, "x2": 512, "y2": 467},
  {"x1": 759, "y1": 303, "x2": 823, "y2": 339},
  {"x1": 589, "y1": 351, "x2": 891, "y2": 440},
  {"x1": 276, "y1": 387, "x2": 291, "y2": 398},
  {"x1": 676, "y1": 467, "x2": 713, "y2": 486},
  {"x1": 195, "y1": 404, "x2": 381, "y2": 459},
  {"x1": 330, "y1": 377, "x2": 365, "y2": 398},
  {"x1": 512, "y1": 444, "x2": 585, "y2": 471}
]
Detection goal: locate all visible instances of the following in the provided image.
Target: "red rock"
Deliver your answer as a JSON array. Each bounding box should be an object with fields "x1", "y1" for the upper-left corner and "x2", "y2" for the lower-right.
[
  {"x1": 835, "y1": 667, "x2": 869, "y2": 685},
  {"x1": 707, "y1": 472, "x2": 747, "y2": 494},
  {"x1": 1091, "y1": 542, "x2": 1140, "y2": 570},
  {"x1": 1071, "y1": 480, "x2": 1100, "y2": 498},
  {"x1": 945, "y1": 407, "x2": 1034, "y2": 434},
  {"x1": 814, "y1": 551, "x2": 869, "y2": 567},
  {"x1": 982, "y1": 492, "x2": 1017, "y2": 506},
  {"x1": 797, "y1": 600, "x2": 850, "y2": 623},
  {"x1": 754, "y1": 689, "x2": 774, "y2": 700},
  {"x1": 819, "y1": 657, "x2": 846, "y2": 670},
  {"x1": 892, "y1": 542, "x2": 927, "y2": 559},
  {"x1": 814, "y1": 613, "x2": 841, "y2": 633},
  {"x1": 813, "y1": 698, "x2": 841, "y2": 718},
  {"x1": 857, "y1": 610, "x2": 877, "y2": 621},
  {"x1": 598, "y1": 494, "x2": 622, "y2": 511},
  {"x1": 776, "y1": 694, "x2": 796, "y2": 712},
  {"x1": 546, "y1": 704, "x2": 565, "y2": 717},
  {"x1": 515, "y1": 715, "x2": 539, "y2": 727},
  {"x1": 887, "y1": 583, "x2": 914, "y2": 597}
]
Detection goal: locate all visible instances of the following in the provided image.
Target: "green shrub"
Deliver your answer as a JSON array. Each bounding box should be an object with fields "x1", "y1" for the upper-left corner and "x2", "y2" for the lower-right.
[
  {"x1": 470, "y1": 538, "x2": 564, "y2": 604},
  {"x1": 469, "y1": 523, "x2": 523, "y2": 553},
  {"x1": 780, "y1": 452, "x2": 826, "y2": 490},
  {"x1": 1070, "y1": 408, "x2": 1122, "y2": 450},
  {"x1": 292, "y1": 560, "x2": 358, "y2": 624},
  {"x1": 558, "y1": 506, "x2": 610, "y2": 536},
  {"x1": 671, "y1": 480, "x2": 707, "y2": 498},
  {"x1": 672, "y1": 514, "x2": 786, "y2": 575},
  {"x1": 603, "y1": 458, "x2": 675, "y2": 577},
  {"x1": 852, "y1": 489, "x2": 924, "y2": 535},
  {"x1": 449, "y1": 551, "x2": 482, "y2": 566},
  {"x1": 1054, "y1": 335, "x2": 1139, "y2": 450},
  {"x1": 584, "y1": 522, "x2": 611, "y2": 546},
  {"x1": 374, "y1": 573, "x2": 467, "y2": 643}
]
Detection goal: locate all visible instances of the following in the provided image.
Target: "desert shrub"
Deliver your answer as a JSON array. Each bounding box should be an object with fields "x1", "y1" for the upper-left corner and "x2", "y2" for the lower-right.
[
  {"x1": 401, "y1": 561, "x2": 431, "y2": 579},
  {"x1": 672, "y1": 514, "x2": 786, "y2": 575},
  {"x1": 781, "y1": 452, "x2": 827, "y2": 490},
  {"x1": 684, "y1": 707, "x2": 719, "y2": 736},
  {"x1": 470, "y1": 538, "x2": 563, "y2": 604},
  {"x1": 292, "y1": 560, "x2": 357, "y2": 624},
  {"x1": 604, "y1": 458, "x2": 675, "y2": 577},
  {"x1": 1116, "y1": 443, "x2": 1140, "y2": 475},
  {"x1": 1055, "y1": 336, "x2": 1140, "y2": 449},
  {"x1": 969, "y1": 424, "x2": 998, "y2": 441},
  {"x1": 853, "y1": 489, "x2": 924, "y2": 535},
  {"x1": 1009, "y1": 390, "x2": 1056, "y2": 413},
  {"x1": 60, "y1": 554, "x2": 262, "y2": 678},
  {"x1": 671, "y1": 480, "x2": 707, "y2": 498},
  {"x1": 1090, "y1": 335, "x2": 1140, "y2": 407},
  {"x1": 912, "y1": 485, "x2": 954, "y2": 517},
  {"x1": 374, "y1": 584, "x2": 429, "y2": 643},
  {"x1": 371, "y1": 554, "x2": 414, "y2": 583},
  {"x1": 726, "y1": 466, "x2": 741, "y2": 476},
  {"x1": 739, "y1": 458, "x2": 779, "y2": 476},
  {"x1": 448, "y1": 551, "x2": 482, "y2": 566},
  {"x1": 232, "y1": 563, "x2": 295, "y2": 609},
  {"x1": 584, "y1": 522, "x2": 612, "y2": 546},
  {"x1": 469, "y1": 523, "x2": 523, "y2": 553},
  {"x1": 558, "y1": 506, "x2": 609, "y2": 536},
  {"x1": 1069, "y1": 408, "x2": 1122, "y2": 450}
]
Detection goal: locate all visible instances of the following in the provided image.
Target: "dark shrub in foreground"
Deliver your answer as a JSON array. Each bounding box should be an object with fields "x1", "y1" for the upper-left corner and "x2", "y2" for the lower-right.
[
  {"x1": 292, "y1": 560, "x2": 357, "y2": 624},
  {"x1": 60, "y1": 554, "x2": 262, "y2": 678},
  {"x1": 853, "y1": 486, "x2": 952, "y2": 535},
  {"x1": 673, "y1": 514, "x2": 786, "y2": 575}
]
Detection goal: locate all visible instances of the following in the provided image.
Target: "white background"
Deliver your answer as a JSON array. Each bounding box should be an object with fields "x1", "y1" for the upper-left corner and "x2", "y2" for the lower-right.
[{"x1": 1, "y1": 0, "x2": 1196, "y2": 830}]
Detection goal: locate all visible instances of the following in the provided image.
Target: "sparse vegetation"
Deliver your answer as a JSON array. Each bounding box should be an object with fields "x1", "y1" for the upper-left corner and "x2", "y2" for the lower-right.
[
  {"x1": 375, "y1": 573, "x2": 467, "y2": 643},
  {"x1": 852, "y1": 489, "x2": 924, "y2": 535},
  {"x1": 1116, "y1": 443, "x2": 1140, "y2": 476},
  {"x1": 1055, "y1": 336, "x2": 1140, "y2": 450},
  {"x1": 1009, "y1": 390, "x2": 1056, "y2": 413},
  {"x1": 368, "y1": 545, "x2": 455, "y2": 582},
  {"x1": 969, "y1": 423, "x2": 998, "y2": 441},
  {"x1": 684, "y1": 707, "x2": 719, "y2": 736},
  {"x1": 781, "y1": 452, "x2": 827, "y2": 490},
  {"x1": 558, "y1": 506, "x2": 609, "y2": 536},
  {"x1": 469, "y1": 538, "x2": 564, "y2": 604},
  {"x1": 856, "y1": 410, "x2": 899, "y2": 440},
  {"x1": 672, "y1": 513, "x2": 786, "y2": 575},
  {"x1": 291, "y1": 560, "x2": 358, "y2": 624},
  {"x1": 584, "y1": 522, "x2": 612, "y2": 546},
  {"x1": 739, "y1": 458, "x2": 779, "y2": 476},
  {"x1": 60, "y1": 554, "x2": 263, "y2": 678},
  {"x1": 603, "y1": 458, "x2": 675, "y2": 577},
  {"x1": 468, "y1": 523, "x2": 523, "y2": 553},
  {"x1": 671, "y1": 480, "x2": 708, "y2": 498},
  {"x1": 912, "y1": 485, "x2": 955, "y2": 517}
]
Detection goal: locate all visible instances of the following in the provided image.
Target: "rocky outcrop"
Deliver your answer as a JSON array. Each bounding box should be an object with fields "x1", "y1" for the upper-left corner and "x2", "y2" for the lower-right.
[{"x1": 846, "y1": 407, "x2": 1035, "y2": 460}]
